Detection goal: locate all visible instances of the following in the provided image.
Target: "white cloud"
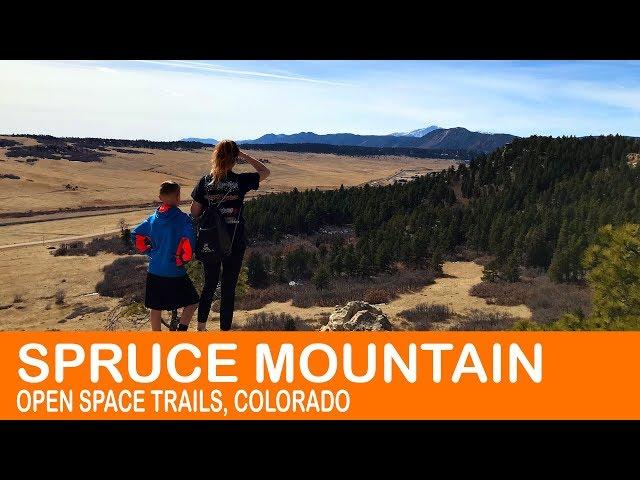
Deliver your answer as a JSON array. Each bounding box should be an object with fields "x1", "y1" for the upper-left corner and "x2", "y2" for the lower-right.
[
  {"x1": 135, "y1": 60, "x2": 354, "y2": 86},
  {"x1": 563, "y1": 82, "x2": 640, "y2": 112}
]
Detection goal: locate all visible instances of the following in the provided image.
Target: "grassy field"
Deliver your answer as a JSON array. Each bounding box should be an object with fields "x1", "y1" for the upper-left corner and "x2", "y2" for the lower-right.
[
  {"x1": 0, "y1": 135, "x2": 455, "y2": 215},
  {"x1": 0, "y1": 135, "x2": 464, "y2": 330},
  {"x1": 0, "y1": 256, "x2": 531, "y2": 331},
  {"x1": 0, "y1": 210, "x2": 148, "y2": 247}
]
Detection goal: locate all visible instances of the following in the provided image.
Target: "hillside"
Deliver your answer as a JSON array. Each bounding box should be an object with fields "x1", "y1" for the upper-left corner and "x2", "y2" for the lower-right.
[
  {"x1": 242, "y1": 135, "x2": 640, "y2": 292},
  {"x1": 184, "y1": 127, "x2": 517, "y2": 152}
]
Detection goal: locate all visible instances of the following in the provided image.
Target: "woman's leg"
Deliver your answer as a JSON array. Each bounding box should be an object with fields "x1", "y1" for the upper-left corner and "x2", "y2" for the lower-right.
[
  {"x1": 149, "y1": 309, "x2": 162, "y2": 331},
  {"x1": 219, "y1": 244, "x2": 246, "y2": 331},
  {"x1": 197, "y1": 261, "x2": 222, "y2": 325}
]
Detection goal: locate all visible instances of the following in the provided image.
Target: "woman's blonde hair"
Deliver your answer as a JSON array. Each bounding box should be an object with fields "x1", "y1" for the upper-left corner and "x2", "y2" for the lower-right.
[{"x1": 211, "y1": 139, "x2": 240, "y2": 182}]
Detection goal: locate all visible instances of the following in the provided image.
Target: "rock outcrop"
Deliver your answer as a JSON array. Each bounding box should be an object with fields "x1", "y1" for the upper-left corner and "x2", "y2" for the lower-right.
[{"x1": 320, "y1": 301, "x2": 392, "y2": 331}]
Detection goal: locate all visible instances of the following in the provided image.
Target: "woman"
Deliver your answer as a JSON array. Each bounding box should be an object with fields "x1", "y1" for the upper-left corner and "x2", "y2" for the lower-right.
[{"x1": 190, "y1": 140, "x2": 270, "y2": 331}]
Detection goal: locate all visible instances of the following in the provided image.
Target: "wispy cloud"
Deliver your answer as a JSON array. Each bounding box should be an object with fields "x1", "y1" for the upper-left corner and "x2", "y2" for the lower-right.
[
  {"x1": 563, "y1": 82, "x2": 640, "y2": 112},
  {"x1": 135, "y1": 60, "x2": 354, "y2": 86},
  {"x1": 1, "y1": 60, "x2": 638, "y2": 140}
]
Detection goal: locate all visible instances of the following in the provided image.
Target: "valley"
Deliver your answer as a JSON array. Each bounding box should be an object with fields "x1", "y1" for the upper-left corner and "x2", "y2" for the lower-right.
[
  {"x1": 1, "y1": 133, "x2": 634, "y2": 332},
  {"x1": 0, "y1": 134, "x2": 465, "y2": 330},
  {"x1": 0, "y1": 135, "x2": 454, "y2": 248}
]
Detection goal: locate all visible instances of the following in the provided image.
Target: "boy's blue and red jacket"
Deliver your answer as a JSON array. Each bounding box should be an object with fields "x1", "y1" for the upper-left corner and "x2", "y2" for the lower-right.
[{"x1": 131, "y1": 205, "x2": 196, "y2": 277}]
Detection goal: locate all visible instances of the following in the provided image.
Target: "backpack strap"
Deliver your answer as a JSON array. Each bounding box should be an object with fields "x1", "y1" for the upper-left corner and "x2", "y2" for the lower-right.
[
  {"x1": 229, "y1": 202, "x2": 244, "y2": 248},
  {"x1": 215, "y1": 186, "x2": 233, "y2": 208}
]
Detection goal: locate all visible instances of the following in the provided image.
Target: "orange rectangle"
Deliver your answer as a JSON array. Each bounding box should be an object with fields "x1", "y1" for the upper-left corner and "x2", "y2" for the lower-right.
[{"x1": 1, "y1": 332, "x2": 638, "y2": 420}]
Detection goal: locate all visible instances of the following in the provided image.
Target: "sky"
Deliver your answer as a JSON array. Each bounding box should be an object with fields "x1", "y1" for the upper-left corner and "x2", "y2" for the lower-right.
[{"x1": 1, "y1": 60, "x2": 639, "y2": 141}]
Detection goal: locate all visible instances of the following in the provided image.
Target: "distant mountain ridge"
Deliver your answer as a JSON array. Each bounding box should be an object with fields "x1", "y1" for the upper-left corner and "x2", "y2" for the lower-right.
[
  {"x1": 181, "y1": 137, "x2": 217, "y2": 144},
  {"x1": 182, "y1": 127, "x2": 516, "y2": 153}
]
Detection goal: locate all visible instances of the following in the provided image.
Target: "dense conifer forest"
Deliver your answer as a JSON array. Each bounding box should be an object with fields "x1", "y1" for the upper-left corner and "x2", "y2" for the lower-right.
[{"x1": 243, "y1": 135, "x2": 640, "y2": 286}]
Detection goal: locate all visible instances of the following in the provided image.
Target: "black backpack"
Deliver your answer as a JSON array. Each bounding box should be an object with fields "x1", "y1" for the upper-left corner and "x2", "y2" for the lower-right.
[{"x1": 194, "y1": 187, "x2": 241, "y2": 264}]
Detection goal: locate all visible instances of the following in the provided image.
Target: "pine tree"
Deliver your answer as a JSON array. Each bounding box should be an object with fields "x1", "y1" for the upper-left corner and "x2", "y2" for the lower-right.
[
  {"x1": 357, "y1": 255, "x2": 371, "y2": 278},
  {"x1": 312, "y1": 266, "x2": 331, "y2": 291},
  {"x1": 583, "y1": 224, "x2": 640, "y2": 324},
  {"x1": 247, "y1": 252, "x2": 269, "y2": 288}
]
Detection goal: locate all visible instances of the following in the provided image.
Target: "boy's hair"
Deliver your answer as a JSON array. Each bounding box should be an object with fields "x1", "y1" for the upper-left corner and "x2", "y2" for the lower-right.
[{"x1": 159, "y1": 181, "x2": 181, "y2": 196}]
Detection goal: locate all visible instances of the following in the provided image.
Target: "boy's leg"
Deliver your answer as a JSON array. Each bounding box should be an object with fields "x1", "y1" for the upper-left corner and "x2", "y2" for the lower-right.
[
  {"x1": 178, "y1": 303, "x2": 198, "y2": 329},
  {"x1": 150, "y1": 309, "x2": 162, "y2": 331}
]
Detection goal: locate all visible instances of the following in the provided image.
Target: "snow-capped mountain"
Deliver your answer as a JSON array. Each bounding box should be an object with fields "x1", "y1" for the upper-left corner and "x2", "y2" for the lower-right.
[{"x1": 391, "y1": 125, "x2": 440, "y2": 137}]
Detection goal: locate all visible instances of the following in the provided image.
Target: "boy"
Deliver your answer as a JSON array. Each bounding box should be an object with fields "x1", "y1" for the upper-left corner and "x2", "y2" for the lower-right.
[{"x1": 132, "y1": 181, "x2": 199, "y2": 331}]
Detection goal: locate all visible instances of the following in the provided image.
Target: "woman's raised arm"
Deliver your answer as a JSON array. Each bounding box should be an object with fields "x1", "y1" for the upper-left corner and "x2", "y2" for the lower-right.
[{"x1": 238, "y1": 151, "x2": 270, "y2": 181}]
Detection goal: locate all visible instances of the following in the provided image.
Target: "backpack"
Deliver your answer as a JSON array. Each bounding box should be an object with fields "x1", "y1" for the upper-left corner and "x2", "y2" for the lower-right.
[{"x1": 194, "y1": 186, "x2": 241, "y2": 264}]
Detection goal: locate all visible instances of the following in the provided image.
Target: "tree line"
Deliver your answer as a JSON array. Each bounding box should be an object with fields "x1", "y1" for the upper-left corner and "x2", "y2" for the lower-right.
[{"x1": 240, "y1": 142, "x2": 477, "y2": 161}]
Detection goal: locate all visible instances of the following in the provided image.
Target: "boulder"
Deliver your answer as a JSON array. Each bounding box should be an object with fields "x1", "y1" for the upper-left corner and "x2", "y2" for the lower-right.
[{"x1": 320, "y1": 301, "x2": 392, "y2": 331}]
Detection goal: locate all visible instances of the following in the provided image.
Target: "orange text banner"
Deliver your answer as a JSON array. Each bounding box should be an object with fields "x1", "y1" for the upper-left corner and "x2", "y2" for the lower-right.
[{"x1": 0, "y1": 332, "x2": 638, "y2": 420}]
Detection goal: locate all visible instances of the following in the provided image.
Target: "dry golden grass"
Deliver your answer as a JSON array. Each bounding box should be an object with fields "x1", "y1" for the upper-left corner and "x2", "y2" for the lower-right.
[
  {"x1": 0, "y1": 244, "x2": 123, "y2": 330},
  {"x1": 0, "y1": 135, "x2": 465, "y2": 330},
  {"x1": 0, "y1": 135, "x2": 455, "y2": 215},
  {"x1": 0, "y1": 256, "x2": 530, "y2": 331},
  {"x1": 0, "y1": 210, "x2": 148, "y2": 247}
]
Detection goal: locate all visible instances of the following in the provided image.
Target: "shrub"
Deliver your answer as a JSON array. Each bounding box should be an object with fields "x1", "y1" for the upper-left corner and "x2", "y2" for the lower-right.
[
  {"x1": 481, "y1": 257, "x2": 520, "y2": 282},
  {"x1": 470, "y1": 276, "x2": 590, "y2": 324},
  {"x1": 105, "y1": 301, "x2": 149, "y2": 331},
  {"x1": 95, "y1": 256, "x2": 147, "y2": 302},
  {"x1": 51, "y1": 235, "x2": 135, "y2": 257},
  {"x1": 363, "y1": 288, "x2": 391, "y2": 304},
  {"x1": 481, "y1": 259, "x2": 501, "y2": 282},
  {"x1": 513, "y1": 318, "x2": 544, "y2": 331},
  {"x1": 239, "y1": 312, "x2": 303, "y2": 331},
  {"x1": 398, "y1": 303, "x2": 452, "y2": 330},
  {"x1": 65, "y1": 304, "x2": 109, "y2": 320},
  {"x1": 451, "y1": 310, "x2": 517, "y2": 331},
  {"x1": 55, "y1": 290, "x2": 66, "y2": 305},
  {"x1": 236, "y1": 267, "x2": 437, "y2": 311},
  {"x1": 13, "y1": 294, "x2": 24, "y2": 304},
  {"x1": 470, "y1": 281, "x2": 528, "y2": 306}
]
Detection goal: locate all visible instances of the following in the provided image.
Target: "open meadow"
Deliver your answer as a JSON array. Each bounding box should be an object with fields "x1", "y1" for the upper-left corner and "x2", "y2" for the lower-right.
[{"x1": 0, "y1": 135, "x2": 465, "y2": 330}]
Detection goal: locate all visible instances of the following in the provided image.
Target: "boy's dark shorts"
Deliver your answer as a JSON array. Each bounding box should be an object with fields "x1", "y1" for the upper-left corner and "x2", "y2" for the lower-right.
[{"x1": 145, "y1": 272, "x2": 199, "y2": 311}]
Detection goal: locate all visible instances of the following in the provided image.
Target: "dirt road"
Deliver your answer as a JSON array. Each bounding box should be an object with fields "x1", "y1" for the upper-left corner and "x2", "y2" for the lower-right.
[{"x1": 0, "y1": 209, "x2": 150, "y2": 248}]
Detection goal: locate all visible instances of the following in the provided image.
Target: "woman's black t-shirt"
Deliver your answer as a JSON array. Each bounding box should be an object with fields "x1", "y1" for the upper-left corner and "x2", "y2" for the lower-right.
[{"x1": 191, "y1": 171, "x2": 260, "y2": 244}]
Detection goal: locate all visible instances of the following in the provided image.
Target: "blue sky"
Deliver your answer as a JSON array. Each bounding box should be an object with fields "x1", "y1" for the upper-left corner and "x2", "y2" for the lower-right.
[{"x1": 1, "y1": 60, "x2": 638, "y2": 140}]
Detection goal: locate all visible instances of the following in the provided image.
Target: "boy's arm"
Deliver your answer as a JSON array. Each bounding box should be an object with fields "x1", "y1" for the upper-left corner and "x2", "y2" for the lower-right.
[
  {"x1": 131, "y1": 219, "x2": 152, "y2": 254},
  {"x1": 175, "y1": 215, "x2": 196, "y2": 266}
]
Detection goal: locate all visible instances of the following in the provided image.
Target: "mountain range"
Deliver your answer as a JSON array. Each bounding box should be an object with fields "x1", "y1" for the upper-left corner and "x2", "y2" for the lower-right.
[
  {"x1": 182, "y1": 126, "x2": 517, "y2": 153},
  {"x1": 182, "y1": 137, "x2": 218, "y2": 144}
]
